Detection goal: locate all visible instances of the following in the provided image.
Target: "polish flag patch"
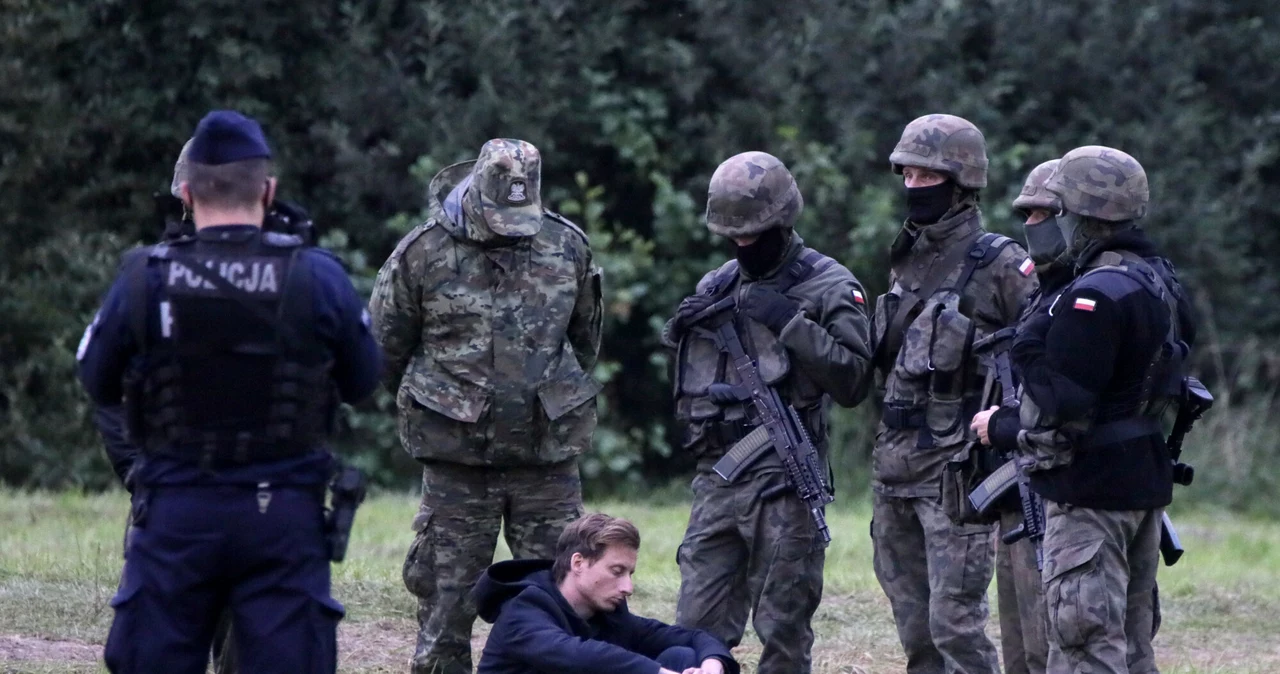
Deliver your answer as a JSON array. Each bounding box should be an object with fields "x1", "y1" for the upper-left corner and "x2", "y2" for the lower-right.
[
  {"x1": 1018, "y1": 258, "x2": 1035, "y2": 276},
  {"x1": 852, "y1": 289, "x2": 866, "y2": 305},
  {"x1": 1073, "y1": 297, "x2": 1098, "y2": 312}
]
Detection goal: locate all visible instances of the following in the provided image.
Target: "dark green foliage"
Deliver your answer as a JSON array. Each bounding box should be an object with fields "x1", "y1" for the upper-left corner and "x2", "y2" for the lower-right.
[{"x1": 2, "y1": 1, "x2": 1277, "y2": 509}]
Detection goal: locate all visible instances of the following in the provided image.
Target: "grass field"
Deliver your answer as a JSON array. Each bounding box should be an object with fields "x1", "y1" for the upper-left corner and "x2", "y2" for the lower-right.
[{"x1": 1, "y1": 489, "x2": 1278, "y2": 673}]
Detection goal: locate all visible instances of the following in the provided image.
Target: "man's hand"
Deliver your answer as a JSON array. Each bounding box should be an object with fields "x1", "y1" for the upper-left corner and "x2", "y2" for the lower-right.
[
  {"x1": 681, "y1": 658, "x2": 726, "y2": 674},
  {"x1": 740, "y1": 287, "x2": 800, "y2": 334},
  {"x1": 970, "y1": 405, "x2": 999, "y2": 445},
  {"x1": 669, "y1": 293, "x2": 719, "y2": 342}
]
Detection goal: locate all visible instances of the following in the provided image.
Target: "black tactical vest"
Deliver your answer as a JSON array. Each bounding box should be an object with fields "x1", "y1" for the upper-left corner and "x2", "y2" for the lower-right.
[{"x1": 126, "y1": 229, "x2": 335, "y2": 466}]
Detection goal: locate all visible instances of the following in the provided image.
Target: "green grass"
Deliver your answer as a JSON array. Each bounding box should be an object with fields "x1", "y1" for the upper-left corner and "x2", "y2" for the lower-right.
[{"x1": 1, "y1": 490, "x2": 1278, "y2": 673}]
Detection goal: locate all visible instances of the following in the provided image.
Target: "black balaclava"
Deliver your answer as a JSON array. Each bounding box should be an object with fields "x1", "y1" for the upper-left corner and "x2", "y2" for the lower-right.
[
  {"x1": 735, "y1": 227, "x2": 791, "y2": 277},
  {"x1": 1023, "y1": 214, "x2": 1067, "y2": 266},
  {"x1": 905, "y1": 179, "x2": 956, "y2": 225}
]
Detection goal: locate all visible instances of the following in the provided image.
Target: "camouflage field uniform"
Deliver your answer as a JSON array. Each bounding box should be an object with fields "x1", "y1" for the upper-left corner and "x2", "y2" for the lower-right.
[
  {"x1": 991, "y1": 158, "x2": 1064, "y2": 674},
  {"x1": 1017, "y1": 147, "x2": 1173, "y2": 674},
  {"x1": 370, "y1": 139, "x2": 602, "y2": 674},
  {"x1": 871, "y1": 114, "x2": 1037, "y2": 674},
  {"x1": 671, "y1": 152, "x2": 873, "y2": 674}
]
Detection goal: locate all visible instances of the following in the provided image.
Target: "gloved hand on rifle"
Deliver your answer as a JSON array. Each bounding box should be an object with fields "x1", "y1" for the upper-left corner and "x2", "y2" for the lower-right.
[
  {"x1": 741, "y1": 287, "x2": 800, "y2": 334},
  {"x1": 665, "y1": 293, "x2": 719, "y2": 344}
]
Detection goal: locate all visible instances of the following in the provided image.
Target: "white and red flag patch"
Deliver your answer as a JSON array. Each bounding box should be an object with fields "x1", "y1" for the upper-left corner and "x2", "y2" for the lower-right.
[
  {"x1": 1018, "y1": 258, "x2": 1035, "y2": 276},
  {"x1": 1073, "y1": 297, "x2": 1098, "y2": 312},
  {"x1": 852, "y1": 288, "x2": 866, "y2": 304}
]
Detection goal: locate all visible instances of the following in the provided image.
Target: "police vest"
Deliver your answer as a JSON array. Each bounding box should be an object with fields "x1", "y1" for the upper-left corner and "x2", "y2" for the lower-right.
[{"x1": 125, "y1": 231, "x2": 335, "y2": 466}]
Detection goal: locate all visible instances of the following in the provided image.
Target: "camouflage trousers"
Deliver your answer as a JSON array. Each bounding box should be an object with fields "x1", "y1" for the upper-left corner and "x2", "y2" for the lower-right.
[
  {"x1": 676, "y1": 470, "x2": 825, "y2": 674},
  {"x1": 1041, "y1": 500, "x2": 1160, "y2": 674},
  {"x1": 872, "y1": 492, "x2": 1000, "y2": 674},
  {"x1": 998, "y1": 508, "x2": 1049, "y2": 674},
  {"x1": 403, "y1": 459, "x2": 583, "y2": 674}
]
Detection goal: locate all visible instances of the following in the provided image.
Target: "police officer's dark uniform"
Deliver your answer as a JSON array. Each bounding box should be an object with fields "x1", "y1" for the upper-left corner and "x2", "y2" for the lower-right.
[
  {"x1": 78, "y1": 110, "x2": 380, "y2": 674},
  {"x1": 1007, "y1": 147, "x2": 1195, "y2": 673}
]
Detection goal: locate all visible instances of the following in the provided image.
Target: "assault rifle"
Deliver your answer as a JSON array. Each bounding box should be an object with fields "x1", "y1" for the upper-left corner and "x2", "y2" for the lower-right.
[
  {"x1": 1158, "y1": 376, "x2": 1214, "y2": 566},
  {"x1": 687, "y1": 297, "x2": 834, "y2": 546},
  {"x1": 964, "y1": 328, "x2": 1046, "y2": 568}
]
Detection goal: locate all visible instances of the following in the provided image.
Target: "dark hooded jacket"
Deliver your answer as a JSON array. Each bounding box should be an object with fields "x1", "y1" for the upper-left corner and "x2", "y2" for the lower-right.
[{"x1": 474, "y1": 559, "x2": 738, "y2": 674}]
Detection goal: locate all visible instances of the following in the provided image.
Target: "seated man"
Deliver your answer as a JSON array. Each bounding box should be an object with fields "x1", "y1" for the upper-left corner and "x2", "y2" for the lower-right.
[{"x1": 474, "y1": 513, "x2": 739, "y2": 674}]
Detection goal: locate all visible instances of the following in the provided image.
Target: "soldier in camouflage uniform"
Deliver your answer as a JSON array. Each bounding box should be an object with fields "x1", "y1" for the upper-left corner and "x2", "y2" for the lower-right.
[
  {"x1": 667, "y1": 151, "x2": 873, "y2": 674},
  {"x1": 370, "y1": 139, "x2": 602, "y2": 674},
  {"x1": 1006, "y1": 147, "x2": 1194, "y2": 674},
  {"x1": 870, "y1": 114, "x2": 1038, "y2": 674},
  {"x1": 972, "y1": 159, "x2": 1064, "y2": 674}
]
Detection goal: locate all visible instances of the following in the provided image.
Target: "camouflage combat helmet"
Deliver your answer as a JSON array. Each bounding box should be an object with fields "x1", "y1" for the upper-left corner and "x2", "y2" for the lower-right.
[
  {"x1": 1012, "y1": 159, "x2": 1061, "y2": 214},
  {"x1": 889, "y1": 114, "x2": 988, "y2": 189},
  {"x1": 705, "y1": 151, "x2": 804, "y2": 237},
  {"x1": 170, "y1": 138, "x2": 193, "y2": 198},
  {"x1": 1045, "y1": 146, "x2": 1148, "y2": 222}
]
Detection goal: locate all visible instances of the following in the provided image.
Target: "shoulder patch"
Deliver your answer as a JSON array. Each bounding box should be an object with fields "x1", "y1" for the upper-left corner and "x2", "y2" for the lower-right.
[{"x1": 543, "y1": 210, "x2": 589, "y2": 244}]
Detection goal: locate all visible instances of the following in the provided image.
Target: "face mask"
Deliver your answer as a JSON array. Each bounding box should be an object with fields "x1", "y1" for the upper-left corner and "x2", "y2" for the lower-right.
[
  {"x1": 1056, "y1": 211, "x2": 1087, "y2": 252},
  {"x1": 1023, "y1": 215, "x2": 1066, "y2": 265},
  {"x1": 735, "y1": 227, "x2": 790, "y2": 277},
  {"x1": 904, "y1": 180, "x2": 954, "y2": 225}
]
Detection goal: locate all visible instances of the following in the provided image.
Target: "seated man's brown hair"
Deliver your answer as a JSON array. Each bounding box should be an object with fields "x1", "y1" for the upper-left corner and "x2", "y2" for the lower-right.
[{"x1": 551, "y1": 514, "x2": 641, "y2": 583}]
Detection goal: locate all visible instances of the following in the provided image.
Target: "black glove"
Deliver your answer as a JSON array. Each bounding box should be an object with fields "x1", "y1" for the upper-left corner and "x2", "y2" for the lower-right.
[
  {"x1": 707, "y1": 382, "x2": 746, "y2": 405},
  {"x1": 741, "y1": 287, "x2": 801, "y2": 334},
  {"x1": 670, "y1": 293, "x2": 718, "y2": 340}
]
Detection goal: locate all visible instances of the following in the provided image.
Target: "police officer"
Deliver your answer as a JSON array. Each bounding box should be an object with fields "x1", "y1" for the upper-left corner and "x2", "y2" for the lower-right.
[
  {"x1": 78, "y1": 110, "x2": 380, "y2": 673},
  {"x1": 370, "y1": 139, "x2": 602, "y2": 674},
  {"x1": 970, "y1": 159, "x2": 1064, "y2": 674},
  {"x1": 870, "y1": 114, "x2": 1037, "y2": 674},
  {"x1": 667, "y1": 151, "x2": 872, "y2": 674},
  {"x1": 1004, "y1": 146, "x2": 1194, "y2": 674}
]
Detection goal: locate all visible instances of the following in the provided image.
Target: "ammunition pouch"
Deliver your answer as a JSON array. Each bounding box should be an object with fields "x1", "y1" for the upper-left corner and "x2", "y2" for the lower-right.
[{"x1": 943, "y1": 443, "x2": 1001, "y2": 526}]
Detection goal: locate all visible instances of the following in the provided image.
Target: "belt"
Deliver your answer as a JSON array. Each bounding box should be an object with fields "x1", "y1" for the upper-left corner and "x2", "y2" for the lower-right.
[{"x1": 883, "y1": 404, "x2": 926, "y2": 430}]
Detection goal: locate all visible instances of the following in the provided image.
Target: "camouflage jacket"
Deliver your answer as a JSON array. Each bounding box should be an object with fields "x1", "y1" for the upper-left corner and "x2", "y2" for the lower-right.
[
  {"x1": 370, "y1": 161, "x2": 603, "y2": 466},
  {"x1": 672, "y1": 233, "x2": 873, "y2": 475},
  {"x1": 870, "y1": 207, "x2": 1037, "y2": 497}
]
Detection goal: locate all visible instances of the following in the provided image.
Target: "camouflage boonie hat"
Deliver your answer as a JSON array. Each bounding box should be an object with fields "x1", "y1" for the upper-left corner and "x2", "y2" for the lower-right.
[
  {"x1": 705, "y1": 151, "x2": 804, "y2": 237},
  {"x1": 170, "y1": 138, "x2": 193, "y2": 198},
  {"x1": 1012, "y1": 159, "x2": 1061, "y2": 214},
  {"x1": 472, "y1": 138, "x2": 543, "y2": 237},
  {"x1": 1045, "y1": 146, "x2": 1148, "y2": 222},
  {"x1": 889, "y1": 114, "x2": 988, "y2": 189}
]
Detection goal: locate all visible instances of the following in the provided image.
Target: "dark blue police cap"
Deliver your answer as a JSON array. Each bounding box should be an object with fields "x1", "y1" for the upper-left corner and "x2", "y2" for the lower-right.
[{"x1": 187, "y1": 110, "x2": 272, "y2": 165}]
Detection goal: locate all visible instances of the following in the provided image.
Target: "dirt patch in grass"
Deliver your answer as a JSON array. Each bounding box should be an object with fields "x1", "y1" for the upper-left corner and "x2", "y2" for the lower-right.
[{"x1": 0, "y1": 634, "x2": 99, "y2": 662}]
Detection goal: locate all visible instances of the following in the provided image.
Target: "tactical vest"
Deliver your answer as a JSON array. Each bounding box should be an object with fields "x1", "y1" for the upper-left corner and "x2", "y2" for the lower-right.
[
  {"x1": 1018, "y1": 250, "x2": 1187, "y2": 471},
  {"x1": 873, "y1": 232, "x2": 1019, "y2": 449},
  {"x1": 125, "y1": 231, "x2": 335, "y2": 466},
  {"x1": 674, "y1": 249, "x2": 835, "y2": 453}
]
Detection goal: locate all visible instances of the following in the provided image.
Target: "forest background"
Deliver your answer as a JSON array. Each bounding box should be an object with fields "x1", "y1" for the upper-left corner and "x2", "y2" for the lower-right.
[{"x1": 3, "y1": 0, "x2": 1278, "y2": 514}]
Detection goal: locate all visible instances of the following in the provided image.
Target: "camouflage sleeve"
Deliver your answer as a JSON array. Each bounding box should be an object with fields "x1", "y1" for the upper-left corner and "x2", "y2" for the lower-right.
[
  {"x1": 368, "y1": 227, "x2": 427, "y2": 394},
  {"x1": 777, "y1": 265, "x2": 873, "y2": 408},
  {"x1": 990, "y1": 243, "x2": 1040, "y2": 326},
  {"x1": 567, "y1": 245, "x2": 603, "y2": 373}
]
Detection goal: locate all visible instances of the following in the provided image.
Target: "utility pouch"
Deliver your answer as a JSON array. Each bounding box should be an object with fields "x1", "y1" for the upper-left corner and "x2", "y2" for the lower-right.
[{"x1": 943, "y1": 443, "x2": 1001, "y2": 526}]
